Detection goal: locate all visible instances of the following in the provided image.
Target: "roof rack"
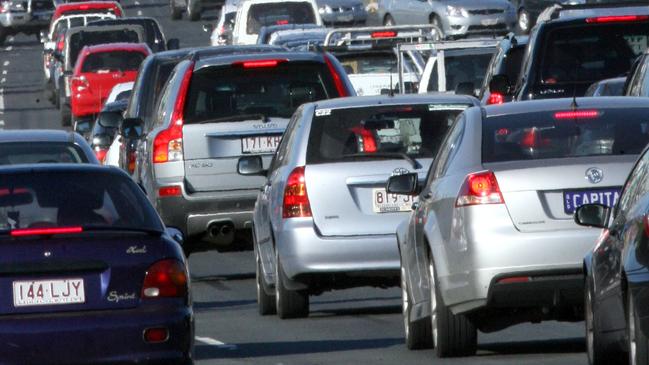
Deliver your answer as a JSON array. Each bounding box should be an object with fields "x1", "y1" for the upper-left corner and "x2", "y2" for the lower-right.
[{"x1": 323, "y1": 24, "x2": 441, "y2": 49}]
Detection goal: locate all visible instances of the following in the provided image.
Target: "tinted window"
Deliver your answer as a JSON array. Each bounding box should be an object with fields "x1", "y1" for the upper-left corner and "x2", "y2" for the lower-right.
[
  {"x1": 69, "y1": 30, "x2": 141, "y2": 68},
  {"x1": 482, "y1": 109, "x2": 649, "y2": 163},
  {"x1": 539, "y1": 23, "x2": 647, "y2": 85},
  {"x1": 184, "y1": 62, "x2": 340, "y2": 123},
  {"x1": 503, "y1": 45, "x2": 525, "y2": 83},
  {"x1": 0, "y1": 142, "x2": 88, "y2": 164},
  {"x1": 428, "y1": 53, "x2": 493, "y2": 92},
  {"x1": 81, "y1": 51, "x2": 145, "y2": 72},
  {"x1": 306, "y1": 103, "x2": 471, "y2": 164},
  {"x1": 0, "y1": 171, "x2": 162, "y2": 231},
  {"x1": 247, "y1": 2, "x2": 316, "y2": 34}
]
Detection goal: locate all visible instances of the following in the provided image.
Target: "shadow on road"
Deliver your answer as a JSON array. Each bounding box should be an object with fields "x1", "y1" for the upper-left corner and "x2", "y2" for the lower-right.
[
  {"x1": 479, "y1": 337, "x2": 585, "y2": 356},
  {"x1": 193, "y1": 299, "x2": 256, "y2": 311},
  {"x1": 311, "y1": 304, "x2": 401, "y2": 318},
  {"x1": 195, "y1": 337, "x2": 403, "y2": 359}
]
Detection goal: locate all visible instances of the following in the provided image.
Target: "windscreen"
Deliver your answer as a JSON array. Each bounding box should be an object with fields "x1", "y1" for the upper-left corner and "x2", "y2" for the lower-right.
[
  {"x1": 69, "y1": 29, "x2": 141, "y2": 69},
  {"x1": 0, "y1": 171, "x2": 162, "y2": 231},
  {"x1": 428, "y1": 52, "x2": 493, "y2": 92},
  {"x1": 184, "y1": 62, "x2": 340, "y2": 123},
  {"x1": 0, "y1": 142, "x2": 88, "y2": 164},
  {"x1": 247, "y1": 2, "x2": 316, "y2": 34},
  {"x1": 81, "y1": 51, "x2": 145, "y2": 72},
  {"x1": 482, "y1": 108, "x2": 649, "y2": 163},
  {"x1": 306, "y1": 103, "x2": 471, "y2": 164},
  {"x1": 539, "y1": 22, "x2": 648, "y2": 85},
  {"x1": 338, "y1": 53, "x2": 397, "y2": 75}
]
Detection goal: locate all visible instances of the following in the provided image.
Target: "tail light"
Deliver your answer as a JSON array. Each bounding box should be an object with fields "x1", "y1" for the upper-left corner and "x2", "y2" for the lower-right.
[
  {"x1": 56, "y1": 34, "x2": 64, "y2": 52},
  {"x1": 554, "y1": 110, "x2": 599, "y2": 119},
  {"x1": 283, "y1": 166, "x2": 312, "y2": 218},
  {"x1": 153, "y1": 62, "x2": 193, "y2": 164},
  {"x1": 455, "y1": 171, "x2": 504, "y2": 207},
  {"x1": 0, "y1": 1, "x2": 10, "y2": 13},
  {"x1": 644, "y1": 215, "x2": 649, "y2": 237},
  {"x1": 94, "y1": 147, "x2": 108, "y2": 163},
  {"x1": 487, "y1": 92, "x2": 504, "y2": 105},
  {"x1": 142, "y1": 259, "x2": 188, "y2": 298},
  {"x1": 232, "y1": 59, "x2": 287, "y2": 69},
  {"x1": 11, "y1": 226, "x2": 83, "y2": 237},
  {"x1": 323, "y1": 53, "x2": 349, "y2": 97},
  {"x1": 586, "y1": 15, "x2": 649, "y2": 24},
  {"x1": 350, "y1": 127, "x2": 377, "y2": 152},
  {"x1": 71, "y1": 75, "x2": 88, "y2": 92},
  {"x1": 127, "y1": 151, "x2": 136, "y2": 173},
  {"x1": 158, "y1": 185, "x2": 181, "y2": 197}
]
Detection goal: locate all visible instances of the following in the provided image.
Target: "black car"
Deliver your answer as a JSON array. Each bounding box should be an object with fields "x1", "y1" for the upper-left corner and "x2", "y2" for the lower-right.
[
  {"x1": 576, "y1": 143, "x2": 649, "y2": 365},
  {"x1": 87, "y1": 17, "x2": 179, "y2": 53},
  {"x1": 89, "y1": 99, "x2": 128, "y2": 164},
  {"x1": 499, "y1": 2, "x2": 649, "y2": 101},
  {"x1": 479, "y1": 32, "x2": 528, "y2": 105}
]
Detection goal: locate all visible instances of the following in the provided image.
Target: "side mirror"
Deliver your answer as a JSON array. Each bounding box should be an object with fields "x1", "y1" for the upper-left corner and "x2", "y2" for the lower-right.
[
  {"x1": 574, "y1": 204, "x2": 610, "y2": 228},
  {"x1": 166, "y1": 227, "x2": 184, "y2": 245},
  {"x1": 97, "y1": 111, "x2": 122, "y2": 129},
  {"x1": 166, "y1": 38, "x2": 180, "y2": 50},
  {"x1": 74, "y1": 119, "x2": 92, "y2": 138},
  {"x1": 455, "y1": 82, "x2": 475, "y2": 96},
  {"x1": 489, "y1": 74, "x2": 511, "y2": 95},
  {"x1": 120, "y1": 117, "x2": 143, "y2": 139},
  {"x1": 237, "y1": 155, "x2": 266, "y2": 176},
  {"x1": 202, "y1": 24, "x2": 214, "y2": 33},
  {"x1": 386, "y1": 173, "x2": 418, "y2": 195}
]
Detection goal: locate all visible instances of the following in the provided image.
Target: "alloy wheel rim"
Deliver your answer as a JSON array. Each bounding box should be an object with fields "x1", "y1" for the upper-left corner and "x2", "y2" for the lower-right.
[
  {"x1": 630, "y1": 297, "x2": 637, "y2": 365},
  {"x1": 519, "y1": 11, "x2": 529, "y2": 31},
  {"x1": 586, "y1": 289, "x2": 595, "y2": 362},
  {"x1": 429, "y1": 259, "x2": 438, "y2": 346},
  {"x1": 401, "y1": 267, "x2": 410, "y2": 340}
]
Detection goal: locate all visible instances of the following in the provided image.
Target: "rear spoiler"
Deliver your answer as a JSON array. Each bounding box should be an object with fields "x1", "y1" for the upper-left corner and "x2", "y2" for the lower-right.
[
  {"x1": 323, "y1": 24, "x2": 441, "y2": 49},
  {"x1": 538, "y1": 1, "x2": 649, "y2": 23}
]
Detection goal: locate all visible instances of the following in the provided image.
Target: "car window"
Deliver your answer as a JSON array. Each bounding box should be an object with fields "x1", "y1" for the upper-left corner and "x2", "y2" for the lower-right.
[
  {"x1": 0, "y1": 171, "x2": 162, "y2": 231},
  {"x1": 482, "y1": 108, "x2": 649, "y2": 163},
  {"x1": 616, "y1": 150, "x2": 649, "y2": 217},
  {"x1": 246, "y1": 2, "x2": 316, "y2": 35},
  {"x1": 641, "y1": 59, "x2": 649, "y2": 97},
  {"x1": 269, "y1": 105, "x2": 303, "y2": 173},
  {"x1": 69, "y1": 29, "x2": 142, "y2": 69},
  {"x1": 154, "y1": 65, "x2": 179, "y2": 130},
  {"x1": 0, "y1": 142, "x2": 89, "y2": 164},
  {"x1": 81, "y1": 51, "x2": 146, "y2": 73},
  {"x1": 306, "y1": 103, "x2": 470, "y2": 165},
  {"x1": 428, "y1": 52, "x2": 494, "y2": 92},
  {"x1": 433, "y1": 113, "x2": 465, "y2": 180}
]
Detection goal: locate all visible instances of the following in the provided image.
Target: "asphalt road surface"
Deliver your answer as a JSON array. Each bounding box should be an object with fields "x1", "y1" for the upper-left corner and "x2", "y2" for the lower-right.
[{"x1": 0, "y1": 1, "x2": 589, "y2": 363}]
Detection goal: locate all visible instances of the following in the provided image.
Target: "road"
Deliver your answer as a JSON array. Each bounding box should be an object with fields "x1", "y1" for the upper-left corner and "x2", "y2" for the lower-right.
[{"x1": 0, "y1": 0, "x2": 588, "y2": 363}]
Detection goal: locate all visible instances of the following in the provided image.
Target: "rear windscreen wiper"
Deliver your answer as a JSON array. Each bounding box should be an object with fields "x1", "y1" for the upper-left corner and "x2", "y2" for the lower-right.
[{"x1": 341, "y1": 152, "x2": 421, "y2": 169}]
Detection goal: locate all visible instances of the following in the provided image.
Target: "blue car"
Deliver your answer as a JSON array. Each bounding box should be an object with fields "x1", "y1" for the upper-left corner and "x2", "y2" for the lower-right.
[{"x1": 0, "y1": 164, "x2": 193, "y2": 364}]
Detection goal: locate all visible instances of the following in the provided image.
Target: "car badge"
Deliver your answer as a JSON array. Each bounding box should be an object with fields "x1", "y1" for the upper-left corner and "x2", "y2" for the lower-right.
[
  {"x1": 585, "y1": 167, "x2": 603, "y2": 184},
  {"x1": 392, "y1": 167, "x2": 409, "y2": 176}
]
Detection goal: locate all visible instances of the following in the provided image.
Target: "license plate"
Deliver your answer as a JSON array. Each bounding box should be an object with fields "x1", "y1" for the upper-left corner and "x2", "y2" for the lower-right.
[
  {"x1": 13, "y1": 278, "x2": 85, "y2": 307},
  {"x1": 372, "y1": 188, "x2": 416, "y2": 213},
  {"x1": 241, "y1": 135, "x2": 281, "y2": 154},
  {"x1": 481, "y1": 18, "x2": 499, "y2": 26},
  {"x1": 563, "y1": 188, "x2": 620, "y2": 214}
]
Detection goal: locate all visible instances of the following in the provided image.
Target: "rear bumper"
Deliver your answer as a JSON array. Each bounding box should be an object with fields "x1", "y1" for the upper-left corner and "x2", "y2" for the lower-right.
[
  {"x1": 443, "y1": 13, "x2": 515, "y2": 37},
  {"x1": 276, "y1": 218, "x2": 400, "y2": 290},
  {"x1": 0, "y1": 303, "x2": 193, "y2": 365}
]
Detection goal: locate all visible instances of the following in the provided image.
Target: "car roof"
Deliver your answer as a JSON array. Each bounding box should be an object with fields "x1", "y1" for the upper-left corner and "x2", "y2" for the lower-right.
[
  {"x1": 0, "y1": 129, "x2": 83, "y2": 144},
  {"x1": 0, "y1": 163, "x2": 126, "y2": 177},
  {"x1": 82, "y1": 42, "x2": 150, "y2": 54},
  {"x1": 195, "y1": 50, "x2": 325, "y2": 69},
  {"x1": 311, "y1": 94, "x2": 480, "y2": 110},
  {"x1": 538, "y1": 3, "x2": 649, "y2": 25},
  {"x1": 483, "y1": 97, "x2": 649, "y2": 118}
]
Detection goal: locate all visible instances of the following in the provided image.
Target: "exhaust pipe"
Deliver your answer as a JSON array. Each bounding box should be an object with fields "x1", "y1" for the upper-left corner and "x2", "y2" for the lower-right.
[{"x1": 206, "y1": 221, "x2": 235, "y2": 246}]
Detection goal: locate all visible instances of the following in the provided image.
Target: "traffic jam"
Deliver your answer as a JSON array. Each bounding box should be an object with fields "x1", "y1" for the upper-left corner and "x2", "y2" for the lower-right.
[{"x1": 0, "y1": 0, "x2": 648, "y2": 363}]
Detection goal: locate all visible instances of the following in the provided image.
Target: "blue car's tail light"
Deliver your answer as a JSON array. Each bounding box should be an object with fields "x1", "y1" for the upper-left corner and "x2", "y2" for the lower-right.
[{"x1": 142, "y1": 259, "x2": 188, "y2": 298}]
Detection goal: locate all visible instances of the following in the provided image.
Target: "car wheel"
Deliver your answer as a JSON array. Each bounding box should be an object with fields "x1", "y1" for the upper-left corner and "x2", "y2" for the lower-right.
[
  {"x1": 629, "y1": 290, "x2": 649, "y2": 365},
  {"x1": 383, "y1": 14, "x2": 394, "y2": 26},
  {"x1": 517, "y1": 9, "x2": 530, "y2": 34},
  {"x1": 60, "y1": 96, "x2": 71, "y2": 127},
  {"x1": 0, "y1": 27, "x2": 6, "y2": 45},
  {"x1": 586, "y1": 276, "x2": 624, "y2": 365},
  {"x1": 274, "y1": 252, "x2": 308, "y2": 319},
  {"x1": 402, "y1": 266, "x2": 432, "y2": 349},
  {"x1": 170, "y1": 0, "x2": 182, "y2": 20},
  {"x1": 187, "y1": 0, "x2": 200, "y2": 21},
  {"x1": 430, "y1": 253, "x2": 476, "y2": 357},
  {"x1": 256, "y1": 247, "x2": 276, "y2": 315}
]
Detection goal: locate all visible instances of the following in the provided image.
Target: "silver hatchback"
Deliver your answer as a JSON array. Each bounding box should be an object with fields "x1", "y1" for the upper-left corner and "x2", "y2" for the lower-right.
[{"x1": 238, "y1": 94, "x2": 479, "y2": 318}]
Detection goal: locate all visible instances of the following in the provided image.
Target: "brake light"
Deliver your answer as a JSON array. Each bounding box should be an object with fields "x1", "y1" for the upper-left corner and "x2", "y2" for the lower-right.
[
  {"x1": 644, "y1": 215, "x2": 649, "y2": 237},
  {"x1": 498, "y1": 276, "x2": 530, "y2": 284},
  {"x1": 142, "y1": 259, "x2": 188, "y2": 298},
  {"x1": 94, "y1": 147, "x2": 108, "y2": 163},
  {"x1": 371, "y1": 31, "x2": 396, "y2": 38},
  {"x1": 323, "y1": 54, "x2": 349, "y2": 97},
  {"x1": 56, "y1": 34, "x2": 65, "y2": 52},
  {"x1": 283, "y1": 166, "x2": 311, "y2": 218},
  {"x1": 232, "y1": 59, "x2": 287, "y2": 69},
  {"x1": 128, "y1": 151, "x2": 136, "y2": 174},
  {"x1": 350, "y1": 127, "x2": 377, "y2": 152},
  {"x1": 276, "y1": 19, "x2": 289, "y2": 25},
  {"x1": 487, "y1": 92, "x2": 504, "y2": 105},
  {"x1": 455, "y1": 171, "x2": 503, "y2": 207},
  {"x1": 554, "y1": 110, "x2": 599, "y2": 119},
  {"x1": 586, "y1": 15, "x2": 649, "y2": 24},
  {"x1": 153, "y1": 62, "x2": 193, "y2": 164},
  {"x1": 11, "y1": 226, "x2": 83, "y2": 237},
  {"x1": 158, "y1": 186, "x2": 181, "y2": 197}
]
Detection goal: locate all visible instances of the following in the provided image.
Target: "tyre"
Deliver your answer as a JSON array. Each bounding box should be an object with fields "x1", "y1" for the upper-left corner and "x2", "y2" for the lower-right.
[
  {"x1": 187, "y1": 0, "x2": 200, "y2": 21},
  {"x1": 402, "y1": 266, "x2": 433, "y2": 349},
  {"x1": 383, "y1": 14, "x2": 395, "y2": 26},
  {"x1": 516, "y1": 9, "x2": 530, "y2": 34},
  {"x1": 629, "y1": 290, "x2": 649, "y2": 365},
  {"x1": 274, "y1": 253, "x2": 308, "y2": 319},
  {"x1": 586, "y1": 276, "x2": 625, "y2": 365},
  {"x1": 60, "y1": 96, "x2": 71, "y2": 127},
  {"x1": 256, "y1": 247, "x2": 276, "y2": 316},
  {"x1": 0, "y1": 27, "x2": 6, "y2": 46},
  {"x1": 430, "y1": 253, "x2": 477, "y2": 357},
  {"x1": 170, "y1": 0, "x2": 182, "y2": 20}
]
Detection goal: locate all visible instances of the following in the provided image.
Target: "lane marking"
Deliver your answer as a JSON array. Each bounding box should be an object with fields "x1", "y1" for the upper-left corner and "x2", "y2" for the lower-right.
[
  {"x1": 1, "y1": 78, "x2": 6, "y2": 83},
  {"x1": 134, "y1": 0, "x2": 139, "y2": 4},
  {"x1": 0, "y1": 88, "x2": 4, "y2": 129},
  {"x1": 5, "y1": 46, "x2": 11, "y2": 51},
  {"x1": 137, "y1": 10, "x2": 142, "y2": 15},
  {"x1": 195, "y1": 336, "x2": 237, "y2": 350},
  {"x1": 2, "y1": 70, "x2": 6, "y2": 75},
  {"x1": 7, "y1": 36, "x2": 13, "y2": 42},
  {"x1": 3, "y1": 61, "x2": 9, "y2": 66}
]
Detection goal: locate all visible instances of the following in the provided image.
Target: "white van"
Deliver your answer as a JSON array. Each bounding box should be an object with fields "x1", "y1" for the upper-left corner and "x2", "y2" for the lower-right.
[{"x1": 232, "y1": 0, "x2": 323, "y2": 45}]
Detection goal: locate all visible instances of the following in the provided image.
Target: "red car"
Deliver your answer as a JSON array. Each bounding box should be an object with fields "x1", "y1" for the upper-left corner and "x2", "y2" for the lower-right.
[
  {"x1": 70, "y1": 43, "x2": 150, "y2": 126},
  {"x1": 52, "y1": 1, "x2": 123, "y2": 21}
]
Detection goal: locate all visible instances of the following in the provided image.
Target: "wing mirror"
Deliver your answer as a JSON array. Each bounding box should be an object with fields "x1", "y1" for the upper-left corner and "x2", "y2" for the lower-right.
[
  {"x1": 119, "y1": 117, "x2": 144, "y2": 139},
  {"x1": 386, "y1": 173, "x2": 419, "y2": 195},
  {"x1": 74, "y1": 119, "x2": 93, "y2": 139},
  {"x1": 166, "y1": 227, "x2": 184, "y2": 245},
  {"x1": 237, "y1": 155, "x2": 266, "y2": 176},
  {"x1": 166, "y1": 38, "x2": 180, "y2": 50},
  {"x1": 489, "y1": 74, "x2": 511, "y2": 95},
  {"x1": 574, "y1": 204, "x2": 610, "y2": 229}
]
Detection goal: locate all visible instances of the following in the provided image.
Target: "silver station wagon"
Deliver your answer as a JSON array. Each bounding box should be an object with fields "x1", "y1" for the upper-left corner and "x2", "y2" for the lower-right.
[{"x1": 238, "y1": 94, "x2": 479, "y2": 318}]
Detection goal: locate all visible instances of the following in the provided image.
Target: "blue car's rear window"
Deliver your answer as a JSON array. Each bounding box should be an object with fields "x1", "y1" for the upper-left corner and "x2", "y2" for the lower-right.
[{"x1": 0, "y1": 142, "x2": 88, "y2": 164}]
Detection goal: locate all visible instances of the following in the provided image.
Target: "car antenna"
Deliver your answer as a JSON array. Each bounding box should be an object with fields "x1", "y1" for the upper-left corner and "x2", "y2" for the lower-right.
[{"x1": 389, "y1": 72, "x2": 395, "y2": 97}]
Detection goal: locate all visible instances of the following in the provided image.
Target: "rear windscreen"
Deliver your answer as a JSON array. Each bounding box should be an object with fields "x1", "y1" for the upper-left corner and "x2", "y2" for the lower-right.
[
  {"x1": 0, "y1": 142, "x2": 88, "y2": 164},
  {"x1": 81, "y1": 51, "x2": 145, "y2": 72},
  {"x1": 0, "y1": 171, "x2": 162, "y2": 231},
  {"x1": 69, "y1": 30, "x2": 141, "y2": 68},
  {"x1": 184, "y1": 62, "x2": 340, "y2": 124},
  {"x1": 539, "y1": 22, "x2": 648, "y2": 85},
  {"x1": 482, "y1": 109, "x2": 649, "y2": 163},
  {"x1": 427, "y1": 52, "x2": 494, "y2": 92},
  {"x1": 338, "y1": 53, "x2": 397, "y2": 75},
  {"x1": 247, "y1": 2, "x2": 316, "y2": 34},
  {"x1": 306, "y1": 103, "x2": 471, "y2": 164}
]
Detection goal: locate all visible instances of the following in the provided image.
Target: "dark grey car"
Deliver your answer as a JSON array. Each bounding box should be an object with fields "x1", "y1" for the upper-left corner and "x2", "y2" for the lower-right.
[{"x1": 0, "y1": 129, "x2": 98, "y2": 164}]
